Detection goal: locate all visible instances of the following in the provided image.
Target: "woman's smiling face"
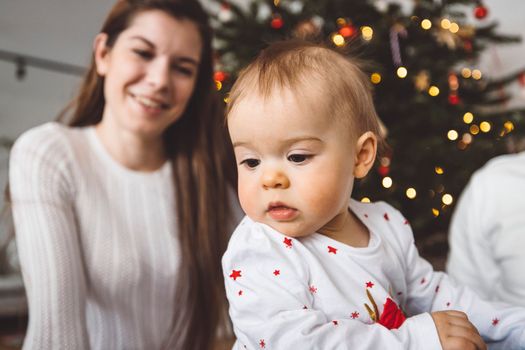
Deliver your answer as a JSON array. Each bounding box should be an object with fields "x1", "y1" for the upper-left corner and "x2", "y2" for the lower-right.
[{"x1": 94, "y1": 9, "x2": 202, "y2": 139}]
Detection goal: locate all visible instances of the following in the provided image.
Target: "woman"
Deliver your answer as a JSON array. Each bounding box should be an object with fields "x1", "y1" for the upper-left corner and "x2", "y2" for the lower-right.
[{"x1": 8, "y1": 0, "x2": 237, "y2": 349}]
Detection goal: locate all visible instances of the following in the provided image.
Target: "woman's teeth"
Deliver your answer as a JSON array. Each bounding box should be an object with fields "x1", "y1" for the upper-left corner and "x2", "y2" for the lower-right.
[{"x1": 134, "y1": 95, "x2": 166, "y2": 109}]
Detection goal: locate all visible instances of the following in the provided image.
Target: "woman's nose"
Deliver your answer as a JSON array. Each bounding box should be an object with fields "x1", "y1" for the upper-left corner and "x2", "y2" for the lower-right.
[
  {"x1": 261, "y1": 169, "x2": 290, "y2": 189},
  {"x1": 146, "y1": 58, "x2": 170, "y2": 91}
]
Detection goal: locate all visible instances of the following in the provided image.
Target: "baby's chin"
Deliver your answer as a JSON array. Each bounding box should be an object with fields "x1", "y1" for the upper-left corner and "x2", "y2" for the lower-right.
[{"x1": 258, "y1": 219, "x2": 315, "y2": 238}]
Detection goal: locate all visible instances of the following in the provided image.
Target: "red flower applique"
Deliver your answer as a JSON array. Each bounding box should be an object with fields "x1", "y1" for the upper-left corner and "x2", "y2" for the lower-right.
[
  {"x1": 364, "y1": 289, "x2": 406, "y2": 330},
  {"x1": 378, "y1": 297, "x2": 407, "y2": 329}
]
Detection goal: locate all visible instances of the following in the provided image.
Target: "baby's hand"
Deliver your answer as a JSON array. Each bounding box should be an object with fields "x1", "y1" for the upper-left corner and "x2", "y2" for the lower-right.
[{"x1": 431, "y1": 311, "x2": 487, "y2": 350}]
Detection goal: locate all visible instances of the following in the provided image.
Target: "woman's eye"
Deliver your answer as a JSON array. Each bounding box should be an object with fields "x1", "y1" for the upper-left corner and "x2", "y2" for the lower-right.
[
  {"x1": 240, "y1": 159, "x2": 260, "y2": 168},
  {"x1": 288, "y1": 154, "x2": 310, "y2": 163},
  {"x1": 133, "y1": 49, "x2": 153, "y2": 60},
  {"x1": 172, "y1": 65, "x2": 194, "y2": 76}
]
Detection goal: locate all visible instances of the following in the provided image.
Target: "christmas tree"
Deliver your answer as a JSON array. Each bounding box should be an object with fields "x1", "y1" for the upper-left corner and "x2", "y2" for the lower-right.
[{"x1": 211, "y1": 0, "x2": 525, "y2": 265}]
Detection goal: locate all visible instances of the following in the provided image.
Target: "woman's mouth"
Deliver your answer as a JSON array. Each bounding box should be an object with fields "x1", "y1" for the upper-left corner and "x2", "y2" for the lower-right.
[{"x1": 131, "y1": 93, "x2": 170, "y2": 110}]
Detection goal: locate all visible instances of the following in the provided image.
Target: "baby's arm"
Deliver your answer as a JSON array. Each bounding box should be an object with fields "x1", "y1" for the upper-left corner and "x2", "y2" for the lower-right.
[
  {"x1": 223, "y1": 219, "x2": 442, "y2": 350},
  {"x1": 392, "y1": 209, "x2": 525, "y2": 348}
]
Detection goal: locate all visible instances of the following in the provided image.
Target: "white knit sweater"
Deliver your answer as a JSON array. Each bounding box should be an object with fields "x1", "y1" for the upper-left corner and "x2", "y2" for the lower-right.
[{"x1": 10, "y1": 122, "x2": 179, "y2": 349}]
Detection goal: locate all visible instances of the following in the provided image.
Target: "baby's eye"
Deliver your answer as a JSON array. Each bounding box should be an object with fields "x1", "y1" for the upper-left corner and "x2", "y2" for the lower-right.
[
  {"x1": 240, "y1": 158, "x2": 260, "y2": 168},
  {"x1": 287, "y1": 154, "x2": 311, "y2": 164}
]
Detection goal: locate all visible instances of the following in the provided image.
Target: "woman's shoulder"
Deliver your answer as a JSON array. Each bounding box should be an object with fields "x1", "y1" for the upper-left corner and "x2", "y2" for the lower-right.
[
  {"x1": 14, "y1": 122, "x2": 71, "y2": 148},
  {"x1": 12, "y1": 122, "x2": 86, "y2": 160}
]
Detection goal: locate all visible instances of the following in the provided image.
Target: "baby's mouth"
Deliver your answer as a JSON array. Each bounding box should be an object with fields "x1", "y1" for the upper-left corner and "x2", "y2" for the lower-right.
[{"x1": 267, "y1": 202, "x2": 298, "y2": 220}]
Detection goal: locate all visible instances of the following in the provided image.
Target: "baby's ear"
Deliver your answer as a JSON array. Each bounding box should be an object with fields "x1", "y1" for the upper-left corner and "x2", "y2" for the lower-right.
[{"x1": 353, "y1": 132, "x2": 377, "y2": 179}]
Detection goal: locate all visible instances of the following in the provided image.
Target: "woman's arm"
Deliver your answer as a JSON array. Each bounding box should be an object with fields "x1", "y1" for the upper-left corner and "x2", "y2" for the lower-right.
[{"x1": 9, "y1": 127, "x2": 89, "y2": 349}]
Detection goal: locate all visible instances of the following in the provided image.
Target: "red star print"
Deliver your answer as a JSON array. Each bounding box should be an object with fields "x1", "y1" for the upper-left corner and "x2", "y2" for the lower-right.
[
  {"x1": 492, "y1": 318, "x2": 499, "y2": 326},
  {"x1": 351, "y1": 311, "x2": 360, "y2": 319},
  {"x1": 327, "y1": 246, "x2": 337, "y2": 254},
  {"x1": 238, "y1": 290, "x2": 243, "y2": 296},
  {"x1": 420, "y1": 277, "x2": 426, "y2": 284},
  {"x1": 309, "y1": 285, "x2": 317, "y2": 294},
  {"x1": 273, "y1": 269, "x2": 280, "y2": 276},
  {"x1": 303, "y1": 305, "x2": 308, "y2": 309},
  {"x1": 366, "y1": 281, "x2": 374, "y2": 288},
  {"x1": 259, "y1": 339, "x2": 266, "y2": 348},
  {"x1": 404, "y1": 219, "x2": 409, "y2": 225},
  {"x1": 397, "y1": 292, "x2": 403, "y2": 296},
  {"x1": 435, "y1": 285, "x2": 440, "y2": 293},
  {"x1": 384, "y1": 213, "x2": 390, "y2": 221},
  {"x1": 332, "y1": 320, "x2": 338, "y2": 325},
  {"x1": 283, "y1": 237, "x2": 293, "y2": 248},
  {"x1": 446, "y1": 302, "x2": 451, "y2": 307},
  {"x1": 364, "y1": 214, "x2": 369, "y2": 218},
  {"x1": 229, "y1": 270, "x2": 241, "y2": 281}
]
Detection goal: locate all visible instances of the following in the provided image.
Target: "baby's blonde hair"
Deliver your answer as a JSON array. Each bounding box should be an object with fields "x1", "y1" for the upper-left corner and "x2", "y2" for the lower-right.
[{"x1": 226, "y1": 40, "x2": 386, "y2": 149}]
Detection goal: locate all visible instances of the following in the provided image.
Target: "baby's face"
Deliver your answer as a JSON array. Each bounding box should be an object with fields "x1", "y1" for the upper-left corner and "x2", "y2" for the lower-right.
[{"x1": 228, "y1": 88, "x2": 357, "y2": 238}]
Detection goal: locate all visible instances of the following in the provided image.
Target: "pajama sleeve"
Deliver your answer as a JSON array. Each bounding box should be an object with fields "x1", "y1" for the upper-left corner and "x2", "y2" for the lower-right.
[
  {"x1": 388, "y1": 207, "x2": 525, "y2": 349},
  {"x1": 222, "y1": 218, "x2": 442, "y2": 350},
  {"x1": 9, "y1": 129, "x2": 90, "y2": 349}
]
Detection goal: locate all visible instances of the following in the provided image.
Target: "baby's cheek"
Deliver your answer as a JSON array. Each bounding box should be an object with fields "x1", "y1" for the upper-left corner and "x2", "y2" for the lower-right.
[
  {"x1": 310, "y1": 193, "x2": 341, "y2": 218},
  {"x1": 238, "y1": 182, "x2": 258, "y2": 218},
  {"x1": 305, "y1": 180, "x2": 348, "y2": 215}
]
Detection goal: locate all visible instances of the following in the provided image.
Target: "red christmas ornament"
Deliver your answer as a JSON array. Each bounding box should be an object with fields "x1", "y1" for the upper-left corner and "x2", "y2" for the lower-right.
[
  {"x1": 518, "y1": 72, "x2": 525, "y2": 86},
  {"x1": 464, "y1": 40, "x2": 473, "y2": 53},
  {"x1": 474, "y1": 4, "x2": 488, "y2": 19},
  {"x1": 214, "y1": 71, "x2": 227, "y2": 82},
  {"x1": 271, "y1": 15, "x2": 284, "y2": 29},
  {"x1": 338, "y1": 25, "x2": 356, "y2": 38},
  {"x1": 378, "y1": 165, "x2": 390, "y2": 177},
  {"x1": 448, "y1": 93, "x2": 460, "y2": 105}
]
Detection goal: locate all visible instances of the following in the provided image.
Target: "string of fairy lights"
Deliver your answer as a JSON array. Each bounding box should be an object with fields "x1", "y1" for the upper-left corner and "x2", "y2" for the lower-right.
[{"x1": 214, "y1": 0, "x2": 523, "y2": 220}]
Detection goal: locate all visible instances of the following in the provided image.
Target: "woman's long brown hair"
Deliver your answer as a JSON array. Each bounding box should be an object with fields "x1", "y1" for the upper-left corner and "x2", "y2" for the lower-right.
[{"x1": 55, "y1": 0, "x2": 236, "y2": 348}]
